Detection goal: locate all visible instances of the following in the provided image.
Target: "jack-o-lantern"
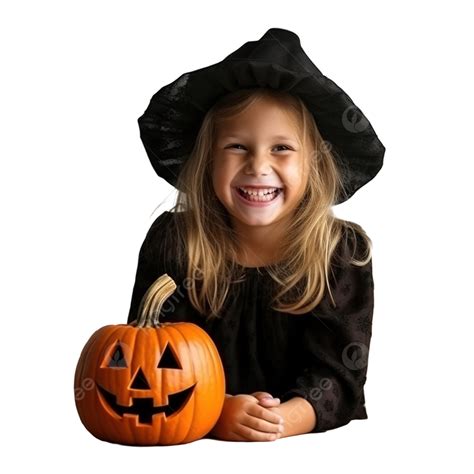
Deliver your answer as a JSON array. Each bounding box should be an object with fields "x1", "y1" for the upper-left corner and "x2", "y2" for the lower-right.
[{"x1": 74, "y1": 274, "x2": 226, "y2": 445}]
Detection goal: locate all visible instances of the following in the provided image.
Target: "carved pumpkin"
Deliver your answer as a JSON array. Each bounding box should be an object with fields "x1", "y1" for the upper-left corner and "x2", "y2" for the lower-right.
[{"x1": 74, "y1": 274, "x2": 226, "y2": 445}]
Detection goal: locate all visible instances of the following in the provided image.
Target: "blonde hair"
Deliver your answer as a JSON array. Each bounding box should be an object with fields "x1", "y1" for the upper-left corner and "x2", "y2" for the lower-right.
[{"x1": 167, "y1": 87, "x2": 372, "y2": 321}]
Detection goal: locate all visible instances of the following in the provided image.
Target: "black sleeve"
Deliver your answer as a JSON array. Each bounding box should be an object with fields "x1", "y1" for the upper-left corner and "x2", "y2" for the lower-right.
[
  {"x1": 279, "y1": 231, "x2": 375, "y2": 433},
  {"x1": 126, "y1": 211, "x2": 173, "y2": 324}
]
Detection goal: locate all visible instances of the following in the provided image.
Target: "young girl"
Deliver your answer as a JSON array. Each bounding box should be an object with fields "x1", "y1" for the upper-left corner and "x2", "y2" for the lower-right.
[{"x1": 127, "y1": 28, "x2": 385, "y2": 442}]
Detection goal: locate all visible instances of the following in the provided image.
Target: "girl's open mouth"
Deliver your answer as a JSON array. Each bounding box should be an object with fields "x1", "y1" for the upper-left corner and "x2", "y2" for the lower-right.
[{"x1": 234, "y1": 186, "x2": 284, "y2": 207}]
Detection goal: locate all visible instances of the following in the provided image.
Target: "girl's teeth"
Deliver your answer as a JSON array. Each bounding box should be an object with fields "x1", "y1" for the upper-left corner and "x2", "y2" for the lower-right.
[
  {"x1": 238, "y1": 187, "x2": 278, "y2": 196},
  {"x1": 237, "y1": 187, "x2": 281, "y2": 202}
]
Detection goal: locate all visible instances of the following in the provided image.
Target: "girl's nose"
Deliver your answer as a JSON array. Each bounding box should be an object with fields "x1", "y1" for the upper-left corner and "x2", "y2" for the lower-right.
[{"x1": 244, "y1": 152, "x2": 273, "y2": 175}]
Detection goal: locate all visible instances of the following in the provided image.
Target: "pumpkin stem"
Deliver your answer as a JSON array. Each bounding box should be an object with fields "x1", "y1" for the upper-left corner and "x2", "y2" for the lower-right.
[{"x1": 135, "y1": 274, "x2": 177, "y2": 328}]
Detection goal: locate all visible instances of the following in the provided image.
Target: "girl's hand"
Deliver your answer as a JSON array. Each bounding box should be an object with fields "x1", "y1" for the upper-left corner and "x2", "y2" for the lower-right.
[
  {"x1": 251, "y1": 391, "x2": 281, "y2": 409},
  {"x1": 251, "y1": 391, "x2": 285, "y2": 437},
  {"x1": 208, "y1": 393, "x2": 284, "y2": 442}
]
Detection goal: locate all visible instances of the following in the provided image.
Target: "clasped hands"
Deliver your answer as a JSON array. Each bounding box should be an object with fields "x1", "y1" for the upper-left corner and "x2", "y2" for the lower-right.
[{"x1": 208, "y1": 391, "x2": 285, "y2": 442}]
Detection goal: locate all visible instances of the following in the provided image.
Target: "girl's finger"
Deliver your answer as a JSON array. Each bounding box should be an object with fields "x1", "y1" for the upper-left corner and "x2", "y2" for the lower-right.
[
  {"x1": 251, "y1": 391, "x2": 274, "y2": 399},
  {"x1": 247, "y1": 405, "x2": 284, "y2": 427},
  {"x1": 238, "y1": 420, "x2": 282, "y2": 441},
  {"x1": 258, "y1": 397, "x2": 280, "y2": 407}
]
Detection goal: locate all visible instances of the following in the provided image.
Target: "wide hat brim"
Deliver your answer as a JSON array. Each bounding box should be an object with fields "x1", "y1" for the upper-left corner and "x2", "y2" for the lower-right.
[{"x1": 138, "y1": 28, "x2": 385, "y2": 204}]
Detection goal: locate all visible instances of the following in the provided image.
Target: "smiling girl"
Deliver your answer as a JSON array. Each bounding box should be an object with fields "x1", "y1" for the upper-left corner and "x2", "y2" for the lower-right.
[
  {"x1": 127, "y1": 28, "x2": 385, "y2": 441},
  {"x1": 212, "y1": 93, "x2": 309, "y2": 268}
]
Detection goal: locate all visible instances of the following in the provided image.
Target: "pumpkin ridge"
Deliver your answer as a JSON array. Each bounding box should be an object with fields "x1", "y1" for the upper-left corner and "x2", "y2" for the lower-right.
[{"x1": 164, "y1": 322, "x2": 196, "y2": 441}]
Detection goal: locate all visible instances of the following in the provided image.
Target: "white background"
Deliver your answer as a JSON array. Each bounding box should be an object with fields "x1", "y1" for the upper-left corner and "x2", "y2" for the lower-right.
[{"x1": 1, "y1": 0, "x2": 472, "y2": 472}]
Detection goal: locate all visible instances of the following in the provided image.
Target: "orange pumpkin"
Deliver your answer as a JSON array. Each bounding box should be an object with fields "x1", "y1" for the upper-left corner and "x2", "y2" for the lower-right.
[{"x1": 74, "y1": 274, "x2": 226, "y2": 445}]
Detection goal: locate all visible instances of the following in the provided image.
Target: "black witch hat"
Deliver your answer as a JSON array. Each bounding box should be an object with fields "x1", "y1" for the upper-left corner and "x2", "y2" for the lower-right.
[{"x1": 138, "y1": 28, "x2": 385, "y2": 204}]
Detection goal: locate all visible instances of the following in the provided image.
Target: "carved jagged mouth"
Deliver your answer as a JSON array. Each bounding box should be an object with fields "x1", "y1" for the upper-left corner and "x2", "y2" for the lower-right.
[{"x1": 96, "y1": 383, "x2": 196, "y2": 424}]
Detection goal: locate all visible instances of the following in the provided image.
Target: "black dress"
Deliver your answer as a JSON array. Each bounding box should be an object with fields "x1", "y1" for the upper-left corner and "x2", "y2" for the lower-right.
[{"x1": 127, "y1": 211, "x2": 374, "y2": 433}]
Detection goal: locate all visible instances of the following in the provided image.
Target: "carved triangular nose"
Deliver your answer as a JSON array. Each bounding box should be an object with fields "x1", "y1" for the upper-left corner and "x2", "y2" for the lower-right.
[{"x1": 130, "y1": 367, "x2": 151, "y2": 389}]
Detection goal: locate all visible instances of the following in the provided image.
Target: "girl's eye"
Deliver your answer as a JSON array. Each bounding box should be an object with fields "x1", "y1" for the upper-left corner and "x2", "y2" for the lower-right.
[{"x1": 227, "y1": 144, "x2": 291, "y2": 151}]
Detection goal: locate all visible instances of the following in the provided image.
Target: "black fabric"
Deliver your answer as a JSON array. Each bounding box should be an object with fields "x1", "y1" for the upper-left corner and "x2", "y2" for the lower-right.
[
  {"x1": 127, "y1": 211, "x2": 374, "y2": 433},
  {"x1": 137, "y1": 27, "x2": 385, "y2": 205}
]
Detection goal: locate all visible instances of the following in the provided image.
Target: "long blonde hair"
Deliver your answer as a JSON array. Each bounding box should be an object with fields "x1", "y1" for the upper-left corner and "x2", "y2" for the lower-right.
[{"x1": 166, "y1": 87, "x2": 372, "y2": 320}]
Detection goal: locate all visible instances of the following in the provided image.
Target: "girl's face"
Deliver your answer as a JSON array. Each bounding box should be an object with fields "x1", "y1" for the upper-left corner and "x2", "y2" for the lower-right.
[{"x1": 212, "y1": 98, "x2": 309, "y2": 229}]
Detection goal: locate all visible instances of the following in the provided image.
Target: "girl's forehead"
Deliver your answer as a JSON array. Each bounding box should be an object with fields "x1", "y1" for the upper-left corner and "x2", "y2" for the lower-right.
[
  {"x1": 213, "y1": 98, "x2": 304, "y2": 141},
  {"x1": 215, "y1": 122, "x2": 302, "y2": 143},
  {"x1": 215, "y1": 115, "x2": 300, "y2": 135},
  {"x1": 217, "y1": 131, "x2": 300, "y2": 145}
]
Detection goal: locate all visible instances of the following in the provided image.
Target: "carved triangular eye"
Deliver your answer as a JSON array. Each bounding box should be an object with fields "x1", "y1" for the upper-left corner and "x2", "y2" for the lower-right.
[
  {"x1": 107, "y1": 342, "x2": 127, "y2": 368},
  {"x1": 157, "y1": 343, "x2": 182, "y2": 369}
]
